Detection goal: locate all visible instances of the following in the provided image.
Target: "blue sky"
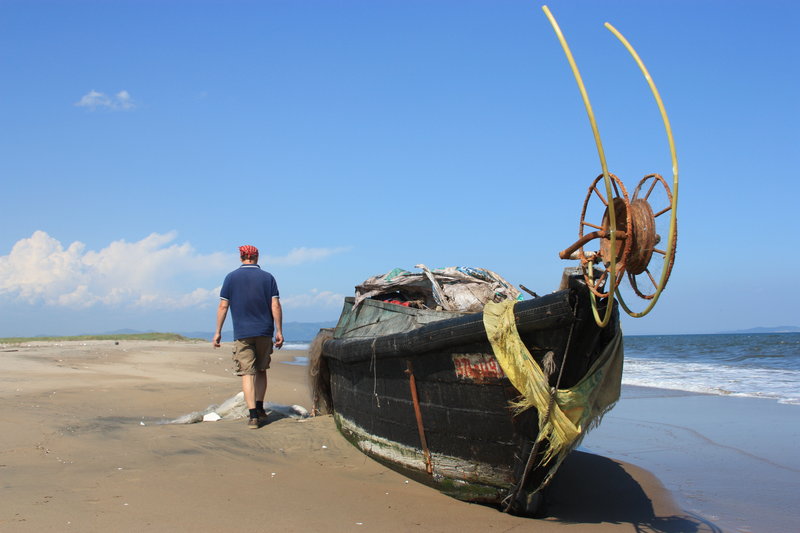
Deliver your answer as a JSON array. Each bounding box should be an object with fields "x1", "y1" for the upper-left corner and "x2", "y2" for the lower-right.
[{"x1": 1, "y1": 0, "x2": 798, "y2": 337}]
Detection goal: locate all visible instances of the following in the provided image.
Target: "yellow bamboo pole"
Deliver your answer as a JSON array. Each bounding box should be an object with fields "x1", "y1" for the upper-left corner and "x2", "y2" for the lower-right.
[
  {"x1": 603, "y1": 22, "x2": 679, "y2": 318},
  {"x1": 542, "y1": 5, "x2": 616, "y2": 327}
]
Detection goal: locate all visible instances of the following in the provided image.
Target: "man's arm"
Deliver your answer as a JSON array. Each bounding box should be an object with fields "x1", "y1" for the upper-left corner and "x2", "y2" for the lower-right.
[
  {"x1": 271, "y1": 296, "x2": 284, "y2": 349},
  {"x1": 213, "y1": 299, "x2": 229, "y2": 347}
]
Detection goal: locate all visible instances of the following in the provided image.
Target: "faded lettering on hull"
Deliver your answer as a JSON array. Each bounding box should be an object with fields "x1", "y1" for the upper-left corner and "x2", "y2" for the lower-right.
[{"x1": 452, "y1": 353, "x2": 506, "y2": 383}]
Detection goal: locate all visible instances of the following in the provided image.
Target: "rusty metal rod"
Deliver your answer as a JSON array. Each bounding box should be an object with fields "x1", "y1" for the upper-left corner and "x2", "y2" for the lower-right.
[
  {"x1": 591, "y1": 186, "x2": 609, "y2": 206},
  {"x1": 406, "y1": 360, "x2": 433, "y2": 475},
  {"x1": 582, "y1": 220, "x2": 605, "y2": 231},
  {"x1": 653, "y1": 205, "x2": 672, "y2": 218},
  {"x1": 519, "y1": 284, "x2": 539, "y2": 298},
  {"x1": 559, "y1": 230, "x2": 628, "y2": 260}
]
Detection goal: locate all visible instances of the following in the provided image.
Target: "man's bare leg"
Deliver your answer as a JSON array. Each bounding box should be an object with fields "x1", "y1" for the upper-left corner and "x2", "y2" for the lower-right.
[
  {"x1": 255, "y1": 370, "x2": 267, "y2": 404},
  {"x1": 242, "y1": 374, "x2": 256, "y2": 409},
  {"x1": 242, "y1": 374, "x2": 260, "y2": 428}
]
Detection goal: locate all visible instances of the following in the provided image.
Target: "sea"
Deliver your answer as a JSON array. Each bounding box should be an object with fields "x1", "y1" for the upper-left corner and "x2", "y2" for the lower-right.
[
  {"x1": 282, "y1": 333, "x2": 800, "y2": 405},
  {"x1": 623, "y1": 332, "x2": 800, "y2": 405}
]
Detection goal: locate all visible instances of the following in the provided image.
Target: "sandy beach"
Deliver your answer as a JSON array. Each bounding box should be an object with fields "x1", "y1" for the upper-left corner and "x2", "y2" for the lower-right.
[{"x1": 2, "y1": 340, "x2": 726, "y2": 532}]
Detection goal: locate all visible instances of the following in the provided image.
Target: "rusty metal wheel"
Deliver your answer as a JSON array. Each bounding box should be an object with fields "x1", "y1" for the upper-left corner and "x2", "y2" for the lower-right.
[
  {"x1": 577, "y1": 173, "x2": 632, "y2": 298},
  {"x1": 626, "y1": 174, "x2": 677, "y2": 299}
]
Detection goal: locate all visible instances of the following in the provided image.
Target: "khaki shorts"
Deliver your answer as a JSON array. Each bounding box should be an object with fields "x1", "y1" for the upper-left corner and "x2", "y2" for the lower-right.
[{"x1": 232, "y1": 336, "x2": 273, "y2": 376}]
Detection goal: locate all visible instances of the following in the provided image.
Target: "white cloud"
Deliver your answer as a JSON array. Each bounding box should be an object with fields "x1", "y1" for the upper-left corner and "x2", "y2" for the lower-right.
[
  {"x1": 1, "y1": 232, "x2": 351, "y2": 316},
  {"x1": 114, "y1": 90, "x2": 134, "y2": 110},
  {"x1": 75, "y1": 89, "x2": 137, "y2": 110},
  {"x1": 265, "y1": 246, "x2": 351, "y2": 266},
  {"x1": 0, "y1": 231, "x2": 228, "y2": 309},
  {"x1": 280, "y1": 289, "x2": 345, "y2": 310}
]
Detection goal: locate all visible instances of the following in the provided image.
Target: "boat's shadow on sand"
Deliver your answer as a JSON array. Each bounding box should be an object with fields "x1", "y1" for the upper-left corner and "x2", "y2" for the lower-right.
[{"x1": 546, "y1": 451, "x2": 721, "y2": 533}]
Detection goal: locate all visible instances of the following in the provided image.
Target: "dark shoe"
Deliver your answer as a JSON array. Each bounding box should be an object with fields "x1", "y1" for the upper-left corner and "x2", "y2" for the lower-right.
[
  {"x1": 257, "y1": 409, "x2": 269, "y2": 422},
  {"x1": 248, "y1": 417, "x2": 259, "y2": 429}
]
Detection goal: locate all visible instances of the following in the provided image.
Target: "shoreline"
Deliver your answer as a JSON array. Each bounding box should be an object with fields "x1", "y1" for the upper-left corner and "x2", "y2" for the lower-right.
[
  {"x1": 0, "y1": 340, "x2": 739, "y2": 531},
  {"x1": 581, "y1": 385, "x2": 800, "y2": 533}
]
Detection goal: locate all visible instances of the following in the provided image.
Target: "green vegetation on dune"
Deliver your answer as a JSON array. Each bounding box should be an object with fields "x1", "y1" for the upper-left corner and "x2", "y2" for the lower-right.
[{"x1": 0, "y1": 332, "x2": 203, "y2": 344}]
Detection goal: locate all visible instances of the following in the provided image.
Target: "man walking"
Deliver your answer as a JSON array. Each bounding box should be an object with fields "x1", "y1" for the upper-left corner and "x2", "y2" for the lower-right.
[{"x1": 213, "y1": 245, "x2": 283, "y2": 429}]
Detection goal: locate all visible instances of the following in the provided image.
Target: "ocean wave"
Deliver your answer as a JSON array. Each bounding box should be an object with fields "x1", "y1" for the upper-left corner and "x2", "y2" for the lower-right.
[
  {"x1": 282, "y1": 342, "x2": 310, "y2": 351},
  {"x1": 725, "y1": 353, "x2": 785, "y2": 363},
  {"x1": 622, "y1": 358, "x2": 800, "y2": 405}
]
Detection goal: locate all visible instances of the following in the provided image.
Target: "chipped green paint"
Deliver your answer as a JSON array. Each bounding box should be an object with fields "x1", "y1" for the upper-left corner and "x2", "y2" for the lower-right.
[
  {"x1": 435, "y1": 477, "x2": 505, "y2": 501},
  {"x1": 334, "y1": 413, "x2": 514, "y2": 504}
]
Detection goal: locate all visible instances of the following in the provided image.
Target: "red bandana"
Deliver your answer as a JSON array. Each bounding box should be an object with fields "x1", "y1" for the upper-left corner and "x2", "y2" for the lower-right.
[{"x1": 239, "y1": 245, "x2": 259, "y2": 258}]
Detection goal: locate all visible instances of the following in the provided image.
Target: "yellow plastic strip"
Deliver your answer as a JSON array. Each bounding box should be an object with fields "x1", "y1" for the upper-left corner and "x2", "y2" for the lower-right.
[
  {"x1": 542, "y1": 5, "x2": 616, "y2": 327},
  {"x1": 603, "y1": 23, "x2": 679, "y2": 318}
]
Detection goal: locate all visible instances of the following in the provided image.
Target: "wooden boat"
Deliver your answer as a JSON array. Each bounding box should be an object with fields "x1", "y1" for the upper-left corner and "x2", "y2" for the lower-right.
[
  {"x1": 309, "y1": 7, "x2": 681, "y2": 516},
  {"x1": 310, "y1": 268, "x2": 624, "y2": 516}
]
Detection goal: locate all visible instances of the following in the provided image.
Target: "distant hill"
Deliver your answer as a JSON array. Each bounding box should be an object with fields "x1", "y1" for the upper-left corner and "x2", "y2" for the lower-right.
[
  {"x1": 720, "y1": 326, "x2": 800, "y2": 334},
  {"x1": 179, "y1": 321, "x2": 336, "y2": 343},
  {"x1": 1, "y1": 332, "x2": 194, "y2": 343},
  {"x1": 281, "y1": 321, "x2": 337, "y2": 341},
  {"x1": 9, "y1": 322, "x2": 337, "y2": 344}
]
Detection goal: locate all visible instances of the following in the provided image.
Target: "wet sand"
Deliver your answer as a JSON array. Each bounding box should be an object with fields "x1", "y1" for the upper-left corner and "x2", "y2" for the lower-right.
[
  {"x1": 582, "y1": 385, "x2": 800, "y2": 533},
  {"x1": 2, "y1": 341, "x2": 721, "y2": 532}
]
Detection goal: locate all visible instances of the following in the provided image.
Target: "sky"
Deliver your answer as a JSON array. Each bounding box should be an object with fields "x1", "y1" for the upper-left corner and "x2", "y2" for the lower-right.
[{"x1": 1, "y1": 0, "x2": 798, "y2": 337}]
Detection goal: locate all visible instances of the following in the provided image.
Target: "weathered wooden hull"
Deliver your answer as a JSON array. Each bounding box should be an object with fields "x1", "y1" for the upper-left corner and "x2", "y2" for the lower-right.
[{"x1": 320, "y1": 282, "x2": 620, "y2": 515}]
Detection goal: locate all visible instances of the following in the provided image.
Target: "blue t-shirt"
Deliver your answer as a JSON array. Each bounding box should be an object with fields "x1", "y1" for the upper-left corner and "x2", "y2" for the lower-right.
[{"x1": 219, "y1": 265, "x2": 280, "y2": 340}]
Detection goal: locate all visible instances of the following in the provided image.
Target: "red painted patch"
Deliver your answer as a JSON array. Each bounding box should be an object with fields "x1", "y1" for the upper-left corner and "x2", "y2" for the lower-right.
[{"x1": 452, "y1": 353, "x2": 506, "y2": 382}]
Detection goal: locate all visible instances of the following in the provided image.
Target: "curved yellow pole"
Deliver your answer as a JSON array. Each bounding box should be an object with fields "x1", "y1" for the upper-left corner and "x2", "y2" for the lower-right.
[
  {"x1": 603, "y1": 23, "x2": 679, "y2": 318},
  {"x1": 542, "y1": 5, "x2": 616, "y2": 327}
]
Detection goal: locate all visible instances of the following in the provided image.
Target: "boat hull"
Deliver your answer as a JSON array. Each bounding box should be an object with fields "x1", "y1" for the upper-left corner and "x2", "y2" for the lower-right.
[{"x1": 319, "y1": 282, "x2": 620, "y2": 515}]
